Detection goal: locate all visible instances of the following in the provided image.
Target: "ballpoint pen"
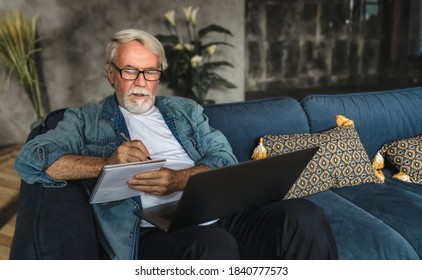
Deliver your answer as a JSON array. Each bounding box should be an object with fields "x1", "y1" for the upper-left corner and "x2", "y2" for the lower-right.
[{"x1": 118, "y1": 132, "x2": 152, "y2": 160}]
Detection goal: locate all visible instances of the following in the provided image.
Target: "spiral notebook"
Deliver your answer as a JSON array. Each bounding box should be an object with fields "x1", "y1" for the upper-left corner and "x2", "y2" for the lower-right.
[{"x1": 90, "y1": 159, "x2": 166, "y2": 204}]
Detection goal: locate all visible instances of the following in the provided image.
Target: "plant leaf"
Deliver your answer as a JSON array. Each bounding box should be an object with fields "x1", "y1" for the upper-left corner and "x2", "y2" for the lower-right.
[
  {"x1": 198, "y1": 24, "x2": 233, "y2": 38},
  {"x1": 201, "y1": 41, "x2": 235, "y2": 50},
  {"x1": 0, "y1": 11, "x2": 45, "y2": 120},
  {"x1": 204, "y1": 61, "x2": 234, "y2": 69},
  {"x1": 155, "y1": 34, "x2": 179, "y2": 45},
  {"x1": 207, "y1": 72, "x2": 237, "y2": 89}
]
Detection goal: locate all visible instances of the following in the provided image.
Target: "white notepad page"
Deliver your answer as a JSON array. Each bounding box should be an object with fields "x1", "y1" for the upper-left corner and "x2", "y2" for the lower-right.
[{"x1": 90, "y1": 159, "x2": 166, "y2": 204}]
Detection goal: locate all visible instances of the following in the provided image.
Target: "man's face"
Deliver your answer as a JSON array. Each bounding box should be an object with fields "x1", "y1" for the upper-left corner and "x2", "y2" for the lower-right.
[{"x1": 108, "y1": 40, "x2": 160, "y2": 114}]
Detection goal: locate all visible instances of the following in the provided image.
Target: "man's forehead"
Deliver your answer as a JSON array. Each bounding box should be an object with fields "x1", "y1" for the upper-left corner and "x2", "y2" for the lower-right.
[{"x1": 115, "y1": 41, "x2": 159, "y2": 66}]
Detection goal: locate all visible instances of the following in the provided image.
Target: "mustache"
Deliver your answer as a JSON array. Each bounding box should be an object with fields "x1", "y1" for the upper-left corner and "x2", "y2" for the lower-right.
[{"x1": 126, "y1": 88, "x2": 151, "y2": 96}]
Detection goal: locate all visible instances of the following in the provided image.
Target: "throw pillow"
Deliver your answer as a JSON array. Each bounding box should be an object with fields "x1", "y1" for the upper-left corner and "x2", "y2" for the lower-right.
[
  {"x1": 252, "y1": 115, "x2": 377, "y2": 199},
  {"x1": 375, "y1": 135, "x2": 422, "y2": 183}
]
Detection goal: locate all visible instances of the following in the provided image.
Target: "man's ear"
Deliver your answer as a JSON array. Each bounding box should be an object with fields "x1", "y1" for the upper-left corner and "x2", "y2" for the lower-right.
[{"x1": 107, "y1": 69, "x2": 115, "y2": 87}]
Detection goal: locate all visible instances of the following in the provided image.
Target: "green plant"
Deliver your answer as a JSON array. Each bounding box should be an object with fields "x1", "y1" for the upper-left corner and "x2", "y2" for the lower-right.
[
  {"x1": 156, "y1": 6, "x2": 236, "y2": 103},
  {"x1": 0, "y1": 11, "x2": 45, "y2": 122}
]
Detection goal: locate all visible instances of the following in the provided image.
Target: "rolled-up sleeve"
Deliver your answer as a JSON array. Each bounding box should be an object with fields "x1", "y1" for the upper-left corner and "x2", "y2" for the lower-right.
[{"x1": 14, "y1": 108, "x2": 87, "y2": 188}]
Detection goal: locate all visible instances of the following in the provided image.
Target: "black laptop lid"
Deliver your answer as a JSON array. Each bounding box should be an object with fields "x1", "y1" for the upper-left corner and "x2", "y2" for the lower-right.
[{"x1": 164, "y1": 146, "x2": 319, "y2": 231}]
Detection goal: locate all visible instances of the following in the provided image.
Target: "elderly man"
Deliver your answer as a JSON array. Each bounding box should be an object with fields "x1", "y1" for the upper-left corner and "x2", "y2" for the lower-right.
[{"x1": 15, "y1": 29, "x2": 337, "y2": 260}]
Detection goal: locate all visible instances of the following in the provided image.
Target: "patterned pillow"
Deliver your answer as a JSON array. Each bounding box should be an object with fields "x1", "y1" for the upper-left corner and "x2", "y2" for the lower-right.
[
  {"x1": 376, "y1": 135, "x2": 422, "y2": 183},
  {"x1": 252, "y1": 117, "x2": 376, "y2": 199}
]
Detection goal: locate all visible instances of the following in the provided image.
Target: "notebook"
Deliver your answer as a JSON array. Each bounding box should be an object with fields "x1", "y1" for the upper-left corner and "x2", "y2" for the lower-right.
[
  {"x1": 134, "y1": 146, "x2": 319, "y2": 232},
  {"x1": 90, "y1": 159, "x2": 166, "y2": 204}
]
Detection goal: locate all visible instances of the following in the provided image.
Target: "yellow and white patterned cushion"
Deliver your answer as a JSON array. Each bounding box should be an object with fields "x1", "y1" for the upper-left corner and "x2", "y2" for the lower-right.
[
  {"x1": 377, "y1": 135, "x2": 422, "y2": 183},
  {"x1": 256, "y1": 124, "x2": 376, "y2": 199}
]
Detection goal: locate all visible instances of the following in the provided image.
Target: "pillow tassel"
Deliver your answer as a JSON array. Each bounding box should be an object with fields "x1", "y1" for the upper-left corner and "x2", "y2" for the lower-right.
[
  {"x1": 372, "y1": 152, "x2": 385, "y2": 183},
  {"x1": 251, "y1": 138, "x2": 267, "y2": 160},
  {"x1": 336, "y1": 115, "x2": 354, "y2": 127},
  {"x1": 392, "y1": 172, "x2": 411, "y2": 182}
]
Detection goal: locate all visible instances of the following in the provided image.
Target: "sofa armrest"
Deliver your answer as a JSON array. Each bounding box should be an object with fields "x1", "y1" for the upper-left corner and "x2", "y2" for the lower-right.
[{"x1": 10, "y1": 179, "x2": 102, "y2": 259}]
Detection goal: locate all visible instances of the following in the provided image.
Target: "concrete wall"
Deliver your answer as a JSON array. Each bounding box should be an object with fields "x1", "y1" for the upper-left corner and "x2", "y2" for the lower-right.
[
  {"x1": 0, "y1": 0, "x2": 245, "y2": 145},
  {"x1": 245, "y1": 0, "x2": 422, "y2": 100},
  {"x1": 245, "y1": 0, "x2": 381, "y2": 93}
]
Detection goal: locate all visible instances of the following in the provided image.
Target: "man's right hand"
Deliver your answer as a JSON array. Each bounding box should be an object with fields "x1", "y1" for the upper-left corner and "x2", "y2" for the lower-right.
[
  {"x1": 106, "y1": 140, "x2": 151, "y2": 164},
  {"x1": 45, "y1": 140, "x2": 150, "y2": 180}
]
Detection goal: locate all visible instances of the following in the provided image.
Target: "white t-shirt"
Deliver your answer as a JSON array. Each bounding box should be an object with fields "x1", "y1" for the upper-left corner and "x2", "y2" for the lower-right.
[
  {"x1": 120, "y1": 105, "x2": 217, "y2": 228},
  {"x1": 120, "y1": 105, "x2": 195, "y2": 209}
]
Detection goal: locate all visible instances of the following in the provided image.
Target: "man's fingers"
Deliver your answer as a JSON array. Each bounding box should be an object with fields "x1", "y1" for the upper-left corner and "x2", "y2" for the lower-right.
[
  {"x1": 111, "y1": 140, "x2": 150, "y2": 163},
  {"x1": 128, "y1": 140, "x2": 150, "y2": 158}
]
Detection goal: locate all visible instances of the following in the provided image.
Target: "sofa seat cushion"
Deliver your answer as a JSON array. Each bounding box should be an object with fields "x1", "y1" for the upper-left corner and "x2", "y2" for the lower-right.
[
  {"x1": 331, "y1": 169, "x2": 422, "y2": 259},
  {"x1": 204, "y1": 97, "x2": 310, "y2": 162},
  {"x1": 305, "y1": 190, "x2": 419, "y2": 259},
  {"x1": 301, "y1": 87, "x2": 422, "y2": 159}
]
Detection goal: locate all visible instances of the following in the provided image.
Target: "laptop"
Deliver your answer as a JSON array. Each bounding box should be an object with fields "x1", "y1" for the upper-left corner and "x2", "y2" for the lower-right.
[{"x1": 134, "y1": 146, "x2": 318, "y2": 232}]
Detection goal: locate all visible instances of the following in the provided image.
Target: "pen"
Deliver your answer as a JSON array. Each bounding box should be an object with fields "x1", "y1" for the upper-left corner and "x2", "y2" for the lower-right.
[
  {"x1": 118, "y1": 132, "x2": 152, "y2": 160},
  {"x1": 118, "y1": 132, "x2": 130, "y2": 141}
]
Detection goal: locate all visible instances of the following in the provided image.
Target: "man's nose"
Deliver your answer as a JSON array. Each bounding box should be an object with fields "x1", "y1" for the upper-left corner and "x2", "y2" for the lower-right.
[{"x1": 134, "y1": 72, "x2": 147, "y2": 86}]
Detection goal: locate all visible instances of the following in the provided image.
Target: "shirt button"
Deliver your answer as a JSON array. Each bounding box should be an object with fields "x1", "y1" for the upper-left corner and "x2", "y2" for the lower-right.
[{"x1": 129, "y1": 232, "x2": 133, "y2": 239}]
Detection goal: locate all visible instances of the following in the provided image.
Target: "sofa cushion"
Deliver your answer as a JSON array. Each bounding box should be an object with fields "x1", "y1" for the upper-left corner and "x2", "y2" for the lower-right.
[
  {"x1": 204, "y1": 97, "x2": 310, "y2": 162},
  {"x1": 300, "y1": 87, "x2": 422, "y2": 159},
  {"x1": 377, "y1": 135, "x2": 422, "y2": 183},
  {"x1": 305, "y1": 190, "x2": 419, "y2": 259},
  {"x1": 256, "y1": 125, "x2": 376, "y2": 199},
  {"x1": 332, "y1": 169, "x2": 422, "y2": 259}
]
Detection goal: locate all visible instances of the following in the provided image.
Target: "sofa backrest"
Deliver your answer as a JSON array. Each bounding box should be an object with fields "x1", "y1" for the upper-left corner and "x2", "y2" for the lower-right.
[
  {"x1": 204, "y1": 97, "x2": 310, "y2": 162},
  {"x1": 301, "y1": 87, "x2": 422, "y2": 159}
]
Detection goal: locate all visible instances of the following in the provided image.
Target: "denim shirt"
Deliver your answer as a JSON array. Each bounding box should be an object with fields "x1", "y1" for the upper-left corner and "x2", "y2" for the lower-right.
[{"x1": 15, "y1": 94, "x2": 238, "y2": 259}]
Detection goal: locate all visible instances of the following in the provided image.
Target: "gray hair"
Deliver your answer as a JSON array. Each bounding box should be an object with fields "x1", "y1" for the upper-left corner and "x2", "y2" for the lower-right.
[{"x1": 104, "y1": 29, "x2": 168, "y2": 72}]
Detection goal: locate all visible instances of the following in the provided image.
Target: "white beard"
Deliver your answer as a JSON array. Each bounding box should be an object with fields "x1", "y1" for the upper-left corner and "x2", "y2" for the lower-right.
[{"x1": 122, "y1": 88, "x2": 155, "y2": 114}]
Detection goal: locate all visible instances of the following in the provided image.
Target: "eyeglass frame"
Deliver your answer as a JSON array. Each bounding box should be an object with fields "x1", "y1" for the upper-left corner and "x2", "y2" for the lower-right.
[{"x1": 110, "y1": 62, "x2": 162, "y2": 81}]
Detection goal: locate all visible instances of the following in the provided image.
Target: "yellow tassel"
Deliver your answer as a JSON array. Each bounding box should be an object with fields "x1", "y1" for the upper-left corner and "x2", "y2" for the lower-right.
[
  {"x1": 374, "y1": 169, "x2": 385, "y2": 183},
  {"x1": 251, "y1": 138, "x2": 267, "y2": 160},
  {"x1": 372, "y1": 152, "x2": 384, "y2": 170},
  {"x1": 336, "y1": 115, "x2": 354, "y2": 127},
  {"x1": 392, "y1": 172, "x2": 411, "y2": 182},
  {"x1": 372, "y1": 152, "x2": 385, "y2": 183}
]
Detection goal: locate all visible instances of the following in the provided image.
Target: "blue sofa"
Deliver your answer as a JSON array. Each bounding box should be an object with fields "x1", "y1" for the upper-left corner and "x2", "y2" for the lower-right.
[{"x1": 10, "y1": 87, "x2": 422, "y2": 259}]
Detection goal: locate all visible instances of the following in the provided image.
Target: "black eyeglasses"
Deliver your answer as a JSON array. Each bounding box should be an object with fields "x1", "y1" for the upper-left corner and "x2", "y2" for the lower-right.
[{"x1": 111, "y1": 62, "x2": 162, "y2": 81}]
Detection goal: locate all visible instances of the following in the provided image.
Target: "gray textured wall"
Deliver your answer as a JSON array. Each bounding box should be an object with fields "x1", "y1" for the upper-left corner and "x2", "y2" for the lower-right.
[
  {"x1": 245, "y1": 0, "x2": 381, "y2": 92},
  {"x1": 0, "y1": 0, "x2": 245, "y2": 145}
]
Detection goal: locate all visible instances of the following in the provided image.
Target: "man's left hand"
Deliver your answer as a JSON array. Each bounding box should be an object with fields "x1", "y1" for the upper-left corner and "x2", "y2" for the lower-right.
[{"x1": 127, "y1": 165, "x2": 210, "y2": 196}]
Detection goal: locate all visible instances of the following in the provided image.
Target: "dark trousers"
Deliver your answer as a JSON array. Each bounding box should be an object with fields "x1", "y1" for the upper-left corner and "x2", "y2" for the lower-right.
[{"x1": 138, "y1": 199, "x2": 338, "y2": 260}]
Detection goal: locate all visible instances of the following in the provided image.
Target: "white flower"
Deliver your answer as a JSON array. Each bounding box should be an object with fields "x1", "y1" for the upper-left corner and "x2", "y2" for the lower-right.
[
  {"x1": 174, "y1": 43, "x2": 184, "y2": 50},
  {"x1": 164, "y1": 10, "x2": 176, "y2": 27},
  {"x1": 191, "y1": 7, "x2": 200, "y2": 25},
  {"x1": 183, "y1": 6, "x2": 200, "y2": 24},
  {"x1": 183, "y1": 6, "x2": 193, "y2": 22},
  {"x1": 184, "y1": 43, "x2": 195, "y2": 52},
  {"x1": 190, "y1": 55, "x2": 203, "y2": 68},
  {"x1": 207, "y1": 44, "x2": 217, "y2": 56}
]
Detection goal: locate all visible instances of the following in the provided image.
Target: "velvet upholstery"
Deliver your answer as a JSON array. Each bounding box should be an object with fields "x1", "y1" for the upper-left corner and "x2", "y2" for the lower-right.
[
  {"x1": 204, "y1": 97, "x2": 310, "y2": 162},
  {"x1": 305, "y1": 189, "x2": 419, "y2": 259},
  {"x1": 300, "y1": 87, "x2": 422, "y2": 159},
  {"x1": 332, "y1": 169, "x2": 422, "y2": 259}
]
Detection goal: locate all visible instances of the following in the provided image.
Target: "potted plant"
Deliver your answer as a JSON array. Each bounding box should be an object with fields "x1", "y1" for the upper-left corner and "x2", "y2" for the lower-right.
[
  {"x1": 0, "y1": 10, "x2": 46, "y2": 124},
  {"x1": 156, "y1": 6, "x2": 236, "y2": 104}
]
